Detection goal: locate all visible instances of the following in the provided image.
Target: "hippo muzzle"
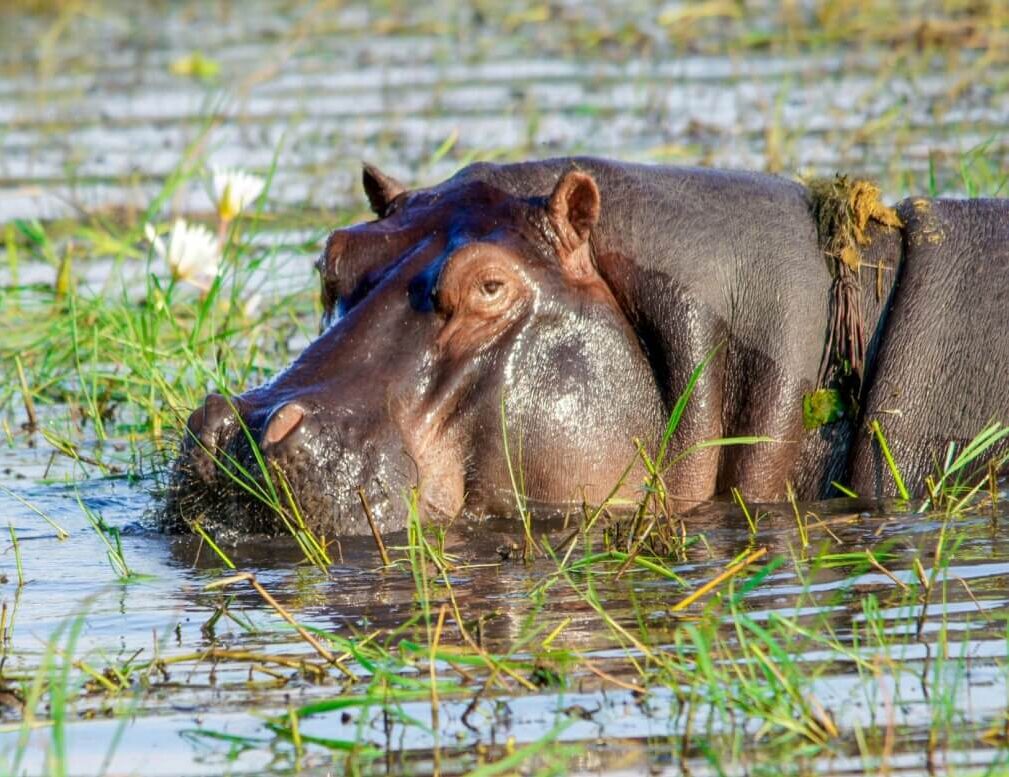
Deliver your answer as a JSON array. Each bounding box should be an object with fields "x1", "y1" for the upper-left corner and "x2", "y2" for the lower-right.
[{"x1": 169, "y1": 388, "x2": 416, "y2": 537}]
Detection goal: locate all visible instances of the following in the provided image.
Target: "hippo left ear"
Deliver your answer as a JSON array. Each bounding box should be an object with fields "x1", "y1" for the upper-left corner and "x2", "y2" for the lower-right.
[
  {"x1": 362, "y1": 162, "x2": 406, "y2": 216},
  {"x1": 547, "y1": 170, "x2": 601, "y2": 276}
]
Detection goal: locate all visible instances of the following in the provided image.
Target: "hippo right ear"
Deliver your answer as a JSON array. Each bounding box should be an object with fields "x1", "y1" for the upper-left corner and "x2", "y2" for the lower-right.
[
  {"x1": 362, "y1": 162, "x2": 406, "y2": 216},
  {"x1": 547, "y1": 170, "x2": 601, "y2": 279}
]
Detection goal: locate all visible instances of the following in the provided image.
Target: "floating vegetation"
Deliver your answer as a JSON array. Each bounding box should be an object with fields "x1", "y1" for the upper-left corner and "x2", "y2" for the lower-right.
[{"x1": 807, "y1": 174, "x2": 903, "y2": 387}]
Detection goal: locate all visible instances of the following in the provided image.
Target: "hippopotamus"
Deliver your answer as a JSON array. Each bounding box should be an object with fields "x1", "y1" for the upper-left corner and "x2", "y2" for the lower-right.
[{"x1": 168, "y1": 157, "x2": 1009, "y2": 536}]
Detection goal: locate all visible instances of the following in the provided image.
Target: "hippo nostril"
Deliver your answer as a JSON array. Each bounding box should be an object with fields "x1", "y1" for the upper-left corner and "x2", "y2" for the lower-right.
[
  {"x1": 195, "y1": 393, "x2": 237, "y2": 447},
  {"x1": 203, "y1": 393, "x2": 234, "y2": 425},
  {"x1": 182, "y1": 393, "x2": 242, "y2": 488},
  {"x1": 186, "y1": 405, "x2": 205, "y2": 437},
  {"x1": 184, "y1": 392, "x2": 241, "y2": 457},
  {"x1": 264, "y1": 403, "x2": 306, "y2": 446}
]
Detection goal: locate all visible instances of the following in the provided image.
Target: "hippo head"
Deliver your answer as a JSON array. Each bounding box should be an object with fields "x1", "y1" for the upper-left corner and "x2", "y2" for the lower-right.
[{"x1": 168, "y1": 163, "x2": 666, "y2": 536}]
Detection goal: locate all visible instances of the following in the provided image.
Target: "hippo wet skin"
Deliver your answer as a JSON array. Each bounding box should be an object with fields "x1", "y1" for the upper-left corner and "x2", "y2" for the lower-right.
[{"x1": 168, "y1": 157, "x2": 1009, "y2": 536}]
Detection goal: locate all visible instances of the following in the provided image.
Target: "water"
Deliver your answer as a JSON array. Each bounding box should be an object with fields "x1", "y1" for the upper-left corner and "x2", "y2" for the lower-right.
[
  {"x1": 3, "y1": 484, "x2": 1009, "y2": 775},
  {"x1": 1, "y1": 1, "x2": 1007, "y2": 224},
  {"x1": 2, "y1": 1, "x2": 1009, "y2": 774}
]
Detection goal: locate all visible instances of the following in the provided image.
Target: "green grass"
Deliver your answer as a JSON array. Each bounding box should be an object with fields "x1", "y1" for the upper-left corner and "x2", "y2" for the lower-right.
[{"x1": 2, "y1": 3, "x2": 1009, "y2": 772}]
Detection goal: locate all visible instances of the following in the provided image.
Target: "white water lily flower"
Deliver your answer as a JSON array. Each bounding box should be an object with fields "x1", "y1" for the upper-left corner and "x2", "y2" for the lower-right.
[
  {"x1": 151, "y1": 219, "x2": 222, "y2": 290},
  {"x1": 212, "y1": 166, "x2": 265, "y2": 221},
  {"x1": 242, "y1": 292, "x2": 262, "y2": 319}
]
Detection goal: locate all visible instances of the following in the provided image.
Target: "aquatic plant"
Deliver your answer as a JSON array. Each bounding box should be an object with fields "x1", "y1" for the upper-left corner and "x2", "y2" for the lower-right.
[
  {"x1": 146, "y1": 219, "x2": 222, "y2": 292},
  {"x1": 210, "y1": 166, "x2": 266, "y2": 224}
]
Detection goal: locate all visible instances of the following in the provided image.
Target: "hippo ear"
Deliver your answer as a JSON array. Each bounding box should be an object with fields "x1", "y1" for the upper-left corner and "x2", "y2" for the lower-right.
[
  {"x1": 547, "y1": 170, "x2": 601, "y2": 256},
  {"x1": 362, "y1": 162, "x2": 406, "y2": 216}
]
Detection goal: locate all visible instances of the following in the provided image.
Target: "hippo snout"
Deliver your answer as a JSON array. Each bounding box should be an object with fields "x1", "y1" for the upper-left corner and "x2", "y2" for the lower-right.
[
  {"x1": 182, "y1": 393, "x2": 241, "y2": 487},
  {"x1": 181, "y1": 396, "x2": 318, "y2": 482},
  {"x1": 168, "y1": 391, "x2": 413, "y2": 538}
]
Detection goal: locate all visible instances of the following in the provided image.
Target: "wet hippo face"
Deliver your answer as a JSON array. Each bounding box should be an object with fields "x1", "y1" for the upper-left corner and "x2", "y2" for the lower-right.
[{"x1": 170, "y1": 164, "x2": 665, "y2": 535}]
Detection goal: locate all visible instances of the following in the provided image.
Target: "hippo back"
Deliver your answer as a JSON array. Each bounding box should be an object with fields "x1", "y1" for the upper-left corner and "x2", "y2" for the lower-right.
[{"x1": 850, "y1": 197, "x2": 1009, "y2": 497}]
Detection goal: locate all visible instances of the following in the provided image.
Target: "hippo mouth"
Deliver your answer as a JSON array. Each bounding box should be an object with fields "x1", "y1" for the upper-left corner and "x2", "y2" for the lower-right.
[{"x1": 165, "y1": 393, "x2": 414, "y2": 540}]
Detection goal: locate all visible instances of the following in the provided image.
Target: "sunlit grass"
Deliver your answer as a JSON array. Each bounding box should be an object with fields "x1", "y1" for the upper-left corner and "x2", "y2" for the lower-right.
[{"x1": 2, "y1": 7, "x2": 1009, "y2": 769}]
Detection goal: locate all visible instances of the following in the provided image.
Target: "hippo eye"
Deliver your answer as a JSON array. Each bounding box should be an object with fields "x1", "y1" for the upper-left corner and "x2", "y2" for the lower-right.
[{"x1": 480, "y1": 280, "x2": 503, "y2": 297}]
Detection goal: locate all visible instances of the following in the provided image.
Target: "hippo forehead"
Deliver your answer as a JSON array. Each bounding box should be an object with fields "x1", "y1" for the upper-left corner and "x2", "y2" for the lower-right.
[
  {"x1": 324, "y1": 178, "x2": 553, "y2": 318},
  {"x1": 389, "y1": 178, "x2": 535, "y2": 232}
]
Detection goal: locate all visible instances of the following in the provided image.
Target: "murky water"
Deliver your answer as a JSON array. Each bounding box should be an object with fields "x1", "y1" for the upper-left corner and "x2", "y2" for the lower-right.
[{"x1": 2, "y1": 1, "x2": 1009, "y2": 775}]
